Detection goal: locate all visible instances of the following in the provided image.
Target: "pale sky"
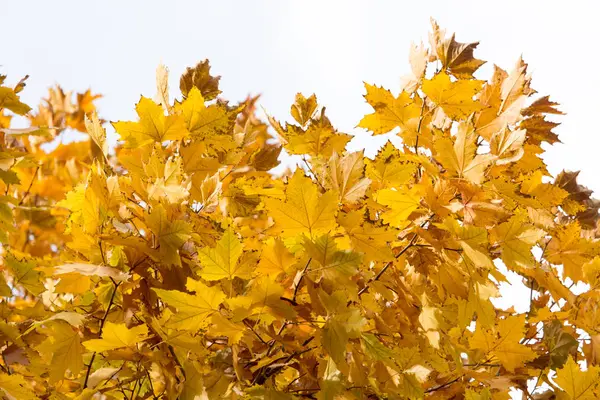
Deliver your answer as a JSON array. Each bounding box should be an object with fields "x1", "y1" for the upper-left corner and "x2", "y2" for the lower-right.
[
  {"x1": 3, "y1": 1, "x2": 600, "y2": 397},
  {"x1": 4, "y1": 1, "x2": 600, "y2": 190}
]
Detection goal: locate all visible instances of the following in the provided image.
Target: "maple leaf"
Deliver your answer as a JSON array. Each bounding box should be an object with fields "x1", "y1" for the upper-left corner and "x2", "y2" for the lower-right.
[
  {"x1": 290, "y1": 93, "x2": 318, "y2": 126},
  {"x1": 304, "y1": 234, "x2": 362, "y2": 281},
  {"x1": 112, "y1": 96, "x2": 188, "y2": 147},
  {"x1": 5, "y1": 253, "x2": 45, "y2": 296},
  {"x1": 400, "y1": 42, "x2": 428, "y2": 92},
  {"x1": 197, "y1": 228, "x2": 252, "y2": 281},
  {"x1": 154, "y1": 278, "x2": 226, "y2": 330},
  {"x1": 83, "y1": 322, "x2": 149, "y2": 352},
  {"x1": 429, "y1": 18, "x2": 486, "y2": 78},
  {"x1": 180, "y1": 59, "x2": 221, "y2": 100},
  {"x1": 555, "y1": 356, "x2": 600, "y2": 400},
  {"x1": 155, "y1": 63, "x2": 170, "y2": 111},
  {"x1": 37, "y1": 322, "x2": 83, "y2": 383},
  {"x1": 256, "y1": 237, "x2": 297, "y2": 278},
  {"x1": 0, "y1": 372, "x2": 36, "y2": 400},
  {"x1": 434, "y1": 122, "x2": 494, "y2": 184},
  {"x1": 375, "y1": 187, "x2": 421, "y2": 227},
  {"x1": 469, "y1": 315, "x2": 536, "y2": 372},
  {"x1": 322, "y1": 151, "x2": 371, "y2": 204},
  {"x1": 209, "y1": 314, "x2": 246, "y2": 344},
  {"x1": 0, "y1": 86, "x2": 32, "y2": 115},
  {"x1": 358, "y1": 83, "x2": 420, "y2": 135},
  {"x1": 84, "y1": 112, "x2": 108, "y2": 162},
  {"x1": 265, "y1": 170, "x2": 338, "y2": 238},
  {"x1": 247, "y1": 277, "x2": 296, "y2": 324},
  {"x1": 269, "y1": 94, "x2": 350, "y2": 157},
  {"x1": 422, "y1": 72, "x2": 484, "y2": 119},
  {"x1": 490, "y1": 216, "x2": 545, "y2": 271},
  {"x1": 190, "y1": 171, "x2": 221, "y2": 212},
  {"x1": 175, "y1": 86, "x2": 238, "y2": 139},
  {"x1": 365, "y1": 142, "x2": 417, "y2": 189},
  {"x1": 546, "y1": 222, "x2": 595, "y2": 282},
  {"x1": 555, "y1": 170, "x2": 600, "y2": 229},
  {"x1": 145, "y1": 204, "x2": 192, "y2": 267},
  {"x1": 338, "y1": 210, "x2": 396, "y2": 261},
  {"x1": 53, "y1": 263, "x2": 130, "y2": 282}
]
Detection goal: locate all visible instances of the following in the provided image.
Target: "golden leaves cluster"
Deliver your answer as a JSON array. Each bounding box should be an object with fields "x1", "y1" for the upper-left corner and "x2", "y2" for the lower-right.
[{"x1": 0, "y1": 21, "x2": 599, "y2": 400}]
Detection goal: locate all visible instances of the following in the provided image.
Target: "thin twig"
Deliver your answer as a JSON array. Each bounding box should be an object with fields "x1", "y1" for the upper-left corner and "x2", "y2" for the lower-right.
[
  {"x1": 244, "y1": 319, "x2": 268, "y2": 345},
  {"x1": 302, "y1": 156, "x2": 325, "y2": 191},
  {"x1": 292, "y1": 258, "x2": 312, "y2": 303},
  {"x1": 358, "y1": 234, "x2": 418, "y2": 296},
  {"x1": 413, "y1": 97, "x2": 427, "y2": 155},
  {"x1": 18, "y1": 166, "x2": 39, "y2": 205},
  {"x1": 83, "y1": 280, "x2": 121, "y2": 388},
  {"x1": 1, "y1": 346, "x2": 10, "y2": 375},
  {"x1": 424, "y1": 376, "x2": 461, "y2": 393}
]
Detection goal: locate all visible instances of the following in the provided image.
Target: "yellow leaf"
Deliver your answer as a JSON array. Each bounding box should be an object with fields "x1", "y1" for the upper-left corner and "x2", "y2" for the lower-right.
[
  {"x1": 248, "y1": 278, "x2": 295, "y2": 324},
  {"x1": 338, "y1": 210, "x2": 396, "y2": 262},
  {"x1": 324, "y1": 151, "x2": 371, "y2": 204},
  {"x1": 84, "y1": 112, "x2": 108, "y2": 161},
  {"x1": 175, "y1": 86, "x2": 236, "y2": 138},
  {"x1": 190, "y1": 172, "x2": 221, "y2": 212},
  {"x1": 153, "y1": 278, "x2": 226, "y2": 331},
  {"x1": 358, "y1": 83, "x2": 420, "y2": 135},
  {"x1": 54, "y1": 263, "x2": 130, "y2": 282},
  {"x1": 37, "y1": 322, "x2": 83, "y2": 383},
  {"x1": 555, "y1": 356, "x2": 600, "y2": 400},
  {"x1": 112, "y1": 96, "x2": 188, "y2": 147},
  {"x1": 0, "y1": 372, "x2": 36, "y2": 400},
  {"x1": 83, "y1": 322, "x2": 148, "y2": 352},
  {"x1": 491, "y1": 216, "x2": 544, "y2": 271},
  {"x1": 0, "y1": 86, "x2": 31, "y2": 115},
  {"x1": 422, "y1": 72, "x2": 484, "y2": 119},
  {"x1": 434, "y1": 122, "x2": 494, "y2": 184},
  {"x1": 469, "y1": 315, "x2": 535, "y2": 372},
  {"x1": 265, "y1": 170, "x2": 338, "y2": 238},
  {"x1": 269, "y1": 94, "x2": 350, "y2": 157},
  {"x1": 584, "y1": 257, "x2": 600, "y2": 287},
  {"x1": 322, "y1": 318, "x2": 348, "y2": 366},
  {"x1": 145, "y1": 204, "x2": 191, "y2": 267},
  {"x1": 304, "y1": 234, "x2": 361, "y2": 280},
  {"x1": 5, "y1": 253, "x2": 45, "y2": 296},
  {"x1": 375, "y1": 188, "x2": 421, "y2": 227},
  {"x1": 154, "y1": 63, "x2": 170, "y2": 111},
  {"x1": 55, "y1": 273, "x2": 91, "y2": 293},
  {"x1": 198, "y1": 228, "x2": 250, "y2": 281},
  {"x1": 546, "y1": 222, "x2": 595, "y2": 282},
  {"x1": 209, "y1": 314, "x2": 245, "y2": 344},
  {"x1": 365, "y1": 142, "x2": 417, "y2": 189},
  {"x1": 290, "y1": 93, "x2": 318, "y2": 126},
  {"x1": 256, "y1": 237, "x2": 296, "y2": 278}
]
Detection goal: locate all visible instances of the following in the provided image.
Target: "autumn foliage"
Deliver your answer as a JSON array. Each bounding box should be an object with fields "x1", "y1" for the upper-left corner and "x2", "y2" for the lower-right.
[{"x1": 1, "y1": 20, "x2": 600, "y2": 399}]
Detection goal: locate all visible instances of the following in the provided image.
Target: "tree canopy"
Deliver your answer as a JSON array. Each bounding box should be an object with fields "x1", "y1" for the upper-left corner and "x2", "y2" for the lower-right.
[{"x1": 0, "y1": 20, "x2": 599, "y2": 400}]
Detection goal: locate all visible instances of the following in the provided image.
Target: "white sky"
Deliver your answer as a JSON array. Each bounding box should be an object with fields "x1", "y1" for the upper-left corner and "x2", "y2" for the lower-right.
[
  {"x1": 4, "y1": 1, "x2": 600, "y2": 190},
  {"x1": 3, "y1": 1, "x2": 600, "y2": 396}
]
